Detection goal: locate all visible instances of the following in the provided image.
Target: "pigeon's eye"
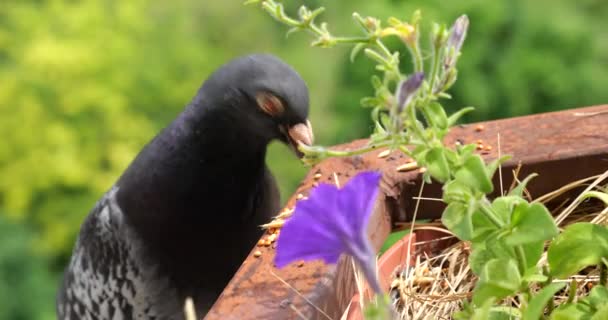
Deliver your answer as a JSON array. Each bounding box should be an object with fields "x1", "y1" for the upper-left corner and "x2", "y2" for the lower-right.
[{"x1": 256, "y1": 92, "x2": 284, "y2": 117}]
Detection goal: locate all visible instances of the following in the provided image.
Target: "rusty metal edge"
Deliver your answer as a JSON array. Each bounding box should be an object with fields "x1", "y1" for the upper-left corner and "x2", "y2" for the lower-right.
[{"x1": 205, "y1": 104, "x2": 608, "y2": 320}]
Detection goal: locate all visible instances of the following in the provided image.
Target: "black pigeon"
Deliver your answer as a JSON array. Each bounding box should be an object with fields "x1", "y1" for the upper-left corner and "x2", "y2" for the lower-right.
[{"x1": 56, "y1": 54, "x2": 313, "y2": 319}]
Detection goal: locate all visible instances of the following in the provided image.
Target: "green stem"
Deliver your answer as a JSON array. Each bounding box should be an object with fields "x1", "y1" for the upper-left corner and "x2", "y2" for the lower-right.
[
  {"x1": 543, "y1": 266, "x2": 555, "y2": 314},
  {"x1": 301, "y1": 139, "x2": 394, "y2": 159},
  {"x1": 409, "y1": 41, "x2": 424, "y2": 73},
  {"x1": 331, "y1": 36, "x2": 374, "y2": 44},
  {"x1": 566, "y1": 279, "x2": 577, "y2": 304},
  {"x1": 375, "y1": 39, "x2": 393, "y2": 59}
]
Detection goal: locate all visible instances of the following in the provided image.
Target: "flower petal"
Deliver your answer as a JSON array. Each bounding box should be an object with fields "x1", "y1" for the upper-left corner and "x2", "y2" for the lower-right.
[
  {"x1": 274, "y1": 172, "x2": 382, "y2": 269},
  {"x1": 274, "y1": 184, "x2": 346, "y2": 268},
  {"x1": 338, "y1": 171, "x2": 382, "y2": 241}
]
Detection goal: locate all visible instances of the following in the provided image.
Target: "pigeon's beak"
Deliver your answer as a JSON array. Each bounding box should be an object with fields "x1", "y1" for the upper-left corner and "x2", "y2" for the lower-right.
[{"x1": 284, "y1": 120, "x2": 314, "y2": 158}]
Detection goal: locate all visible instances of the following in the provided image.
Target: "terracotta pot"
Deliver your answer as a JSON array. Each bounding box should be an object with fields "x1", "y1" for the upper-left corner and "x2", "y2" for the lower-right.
[{"x1": 343, "y1": 229, "x2": 454, "y2": 320}]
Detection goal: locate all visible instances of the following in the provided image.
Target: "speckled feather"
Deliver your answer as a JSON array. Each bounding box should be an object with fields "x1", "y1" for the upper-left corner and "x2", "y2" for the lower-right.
[{"x1": 57, "y1": 187, "x2": 179, "y2": 319}]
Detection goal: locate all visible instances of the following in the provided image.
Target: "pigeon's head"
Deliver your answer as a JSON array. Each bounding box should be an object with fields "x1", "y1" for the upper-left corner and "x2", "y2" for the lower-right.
[{"x1": 201, "y1": 54, "x2": 314, "y2": 157}]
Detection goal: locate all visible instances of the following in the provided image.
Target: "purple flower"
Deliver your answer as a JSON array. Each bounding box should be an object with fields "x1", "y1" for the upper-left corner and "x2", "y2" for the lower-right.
[
  {"x1": 444, "y1": 15, "x2": 469, "y2": 70},
  {"x1": 396, "y1": 72, "x2": 424, "y2": 113},
  {"x1": 274, "y1": 171, "x2": 384, "y2": 294}
]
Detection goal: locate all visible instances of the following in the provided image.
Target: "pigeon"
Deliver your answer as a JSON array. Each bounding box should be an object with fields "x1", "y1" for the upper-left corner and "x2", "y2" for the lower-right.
[{"x1": 56, "y1": 54, "x2": 313, "y2": 320}]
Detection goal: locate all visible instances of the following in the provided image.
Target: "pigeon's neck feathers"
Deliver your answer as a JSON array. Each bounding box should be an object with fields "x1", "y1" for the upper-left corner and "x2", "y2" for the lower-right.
[{"x1": 115, "y1": 96, "x2": 268, "y2": 241}]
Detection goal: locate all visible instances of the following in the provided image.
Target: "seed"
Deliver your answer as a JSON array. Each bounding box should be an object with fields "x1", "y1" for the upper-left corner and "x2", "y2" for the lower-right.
[
  {"x1": 378, "y1": 149, "x2": 391, "y2": 158},
  {"x1": 414, "y1": 277, "x2": 435, "y2": 286},
  {"x1": 396, "y1": 161, "x2": 418, "y2": 172},
  {"x1": 419, "y1": 167, "x2": 427, "y2": 173},
  {"x1": 313, "y1": 173, "x2": 322, "y2": 180},
  {"x1": 276, "y1": 208, "x2": 293, "y2": 219},
  {"x1": 476, "y1": 144, "x2": 484, "y2": 150},
  {"x1": 268, "y1": 234, "x2": 277, "y2": 243},
  {"x1": 262, "y1": 219, "x2": 285, "y2": 229},
  {"x1": 476, "y1": 139, "x2": 483, "y2": 144},
  {"x1": 484, "y1": 145, "x2": 493, "y2": 151},
  {"x1": 257, "y1": 239, "x2": 265, "y2": 246},
  {"x1": 475, "y1": 124, "x2": 484, "y2": 132},
  {"x1": 253, "y1": 250, "x2": 262, "y2": 258},
  {"x1": 297, "y1": 260, "x2": 305, "y2": 267},
  {"x1": 405, "y1": 158, "x2": 414, "y2": 163},
  {"x1": 296, "y1": 193, "x2": 304, "y2": 200}
]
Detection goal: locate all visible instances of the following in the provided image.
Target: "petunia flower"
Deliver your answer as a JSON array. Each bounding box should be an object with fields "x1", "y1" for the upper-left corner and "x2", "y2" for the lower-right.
[{"x1": 274, "y1": 171, "x2": 384, "y2": 295}]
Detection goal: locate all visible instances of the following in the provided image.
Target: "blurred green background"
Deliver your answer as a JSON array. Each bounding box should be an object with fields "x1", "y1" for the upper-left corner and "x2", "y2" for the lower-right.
[{"x1": 0, "y1": 0, "x2": 607, "y2": 318}]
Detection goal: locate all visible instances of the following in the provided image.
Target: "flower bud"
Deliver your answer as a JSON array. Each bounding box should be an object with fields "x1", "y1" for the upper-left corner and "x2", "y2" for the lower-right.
[
  {"x1": 447, "y1": 15, "x2": 469, "y2": 54},
  {"x1": 444, "y1": 15, "x2": 469, "y2": 70},
  {"x1": 396, "y1": 72, "x2": 425, "y2": 113}
]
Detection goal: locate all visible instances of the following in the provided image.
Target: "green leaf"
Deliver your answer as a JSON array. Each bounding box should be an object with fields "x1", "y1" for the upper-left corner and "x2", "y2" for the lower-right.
[
  {"x1": 425, "y1": 102, "x2": 449, "y2": 130},
  {"x1": 442, "y1": 179, "x2": 471, "y2": 203},
  {"x1": 447, "y1": 106, "x2": 475, "y2": 126},
  {"x1": 457, "y1": 143, "x2": 477, "y2": 159},
  {"x1": 521, "y1": 240, "x2": 544, "y2": 269},
  {"x1": 581, "y1": 191, "x2": 608, "y2": 206},
  {"x1": 371, "y1": 75, "x2": 382, "y2": 89},
  {"x1": 472, "y1": 209, "x2": 499, "y2": 241},
  {"x1": 455, "y1": 154, "x2": 494, "y2": 194},
  {"x1": 469, "y1": 245, "x2": 495, "y2": 275},
  {"x1": 491, "y1": 196, "x2": 525, "y2": 224},
  {"x1": 411, "y1": 145, "x2": 430, "y2": 163},
  {"x1": 442, "y1": 202, "x2": 474, "y2": 240},
  {"x1": 444, "y1": 148, "x2": 459, "y2": 165},
  {"x1": 551, "y1": 303, "x2": 592, "y2": 320},
  {"x1": 490, "y1": 306, "x2": 522, "y2": 319},
  {"x1": 551, "y1": 286, "x2": 608, "y2": 320},
  {"x1": 504, "y1": 202, "x2": 558, "y2": 246},
  {"x1": 523, "y1": 282, "x2": 566, "y2": 320},
  {"x1": 486, "y1": 155, "x2": 512, "y2": 180},
  {"x1": 473, "y1": 258, "x2": 522, "y2": 305},
  {"x1": 591, "y1": 304, "x2": 608, "y2": 320},
  {"x1": 548, "y1": 223, "x2": 608, "y2": 278},
  {"x1": 586, "y1": 285, "x2": 608, "y2": 309},
  {"x1": 522, "y1": 267, "x2": 548, "y2": 283},
  {"x1": 379, "y1": 229, "x2": 410, "y2": 256},
  {"x1": 508, "y1": 173, "x2": 539, "y2": 197},
  {"x1": 454, "y1": 299, "x2": 495, "y2": 320},
  {"x1": 425, "y1": 147, "x2": 451, "y2": 183}
]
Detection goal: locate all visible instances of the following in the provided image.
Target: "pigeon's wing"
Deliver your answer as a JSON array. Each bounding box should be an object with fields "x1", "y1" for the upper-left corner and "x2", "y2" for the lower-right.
[
  {"x1": 56, "y1": 188, "x2": 176, "y2": 320},
  {"x1": 56, "y1": 187, "x2": 130, "y2": 319}
]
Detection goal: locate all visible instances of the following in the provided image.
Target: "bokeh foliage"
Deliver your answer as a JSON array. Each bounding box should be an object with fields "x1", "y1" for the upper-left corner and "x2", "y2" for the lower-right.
[{"x1": 0, "y1": 0, "x2": 606, "y2": 318}]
